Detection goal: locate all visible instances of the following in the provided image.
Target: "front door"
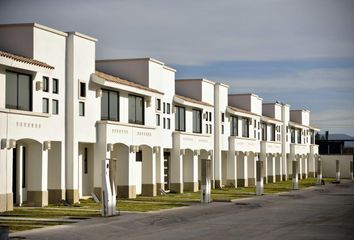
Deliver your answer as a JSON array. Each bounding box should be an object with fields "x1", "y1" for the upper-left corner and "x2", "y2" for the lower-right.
[{"x1": 164, "y1": 152, "x2": 170, "y2": 191}]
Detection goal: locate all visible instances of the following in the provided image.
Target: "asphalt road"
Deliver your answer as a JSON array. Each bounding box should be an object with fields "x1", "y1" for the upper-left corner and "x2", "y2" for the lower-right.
[{"x1": 12, "y1": 180, "x2": 354, "y2": 240}]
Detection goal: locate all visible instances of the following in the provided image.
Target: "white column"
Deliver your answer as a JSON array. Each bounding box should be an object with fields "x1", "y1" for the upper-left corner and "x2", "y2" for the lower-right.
[
  {"x1": 226, "y1": 150, "x2": 237, "y2": 187},
  {"x1": 237, "y1": 152, "x2": 248, "y2": 187},
  {"x1": 142, "y1": 147, "x2": 156, "y2": 196},
  {"x1": 170, "y1": 148, "x2": 183, "y2": 193},
  {"x1": 16, "y1": 145, "x2": 23, "y2": 206},
  {"x1": 155, "y1": 147, "x2": 164, "y2": 191},
  {"x1": 260, "y1": 152, "x2": 267, "y2": 184},
  {"x1": 298, "y1": 155, "x2": 303, "y2": 179},
  {"x1": 267, "y1": 154, "x2": 275, "y2": 183},
  {"x1": 247, "y1": 153, "x2": 257, "y2": 186}
]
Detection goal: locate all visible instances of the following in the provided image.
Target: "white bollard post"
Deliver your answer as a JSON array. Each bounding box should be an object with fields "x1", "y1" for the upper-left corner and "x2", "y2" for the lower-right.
[
  {"x1": 336, "y1": 160, "x2": 340, "y2": 182},
  {"x1": 292, "y1": 160, "x2": 299, "y2": 190},
  {"x1": 316, "y1": 159, "x2": 322, "y2": 185},
  {"x1": 201, "y1": 159, "x2": 211, "y2": 203},
  {"x1": 101, "y1": 159, "x2": 117, "y2": 217},
  {"x1": 256, "y1": 161, "x2": 264, "y2": 196}
]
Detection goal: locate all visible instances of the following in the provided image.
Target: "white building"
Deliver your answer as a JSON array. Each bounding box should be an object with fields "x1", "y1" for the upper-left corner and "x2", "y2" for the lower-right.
[{"x1": 0, "y1": 22, "x2": 320, "y2": 212}]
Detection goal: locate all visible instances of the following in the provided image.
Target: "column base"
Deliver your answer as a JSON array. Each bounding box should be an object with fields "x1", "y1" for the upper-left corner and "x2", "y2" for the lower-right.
[
  {"x1": 66, "y1": 189, "x2": 79, "y2": 204},
  {"x1": 215, "y1": 180, "x2": 222, "y2": 189},
  {"x1": 170, "y1": 183, "x2": 183, "y2": 193},
  {"x1": 48, "y1": 189, "x2": 65, "y2": 204},
  {"x1": 184, "y1": 182, "x2": 198, "y2": 192},
  {"x1": 275, "y1": 175, "x2": 282, "y2": 182},
  {"x1": 267, "y1": 176, "x2": 275, "y2": 183},
  {"x1": 248, "y1": 178, "x2": 255, "y2": 186},
  {"x1": 226, "y1": 179, "x2": 237, "y2": 188},
  {"x1": 117, "y1": 185, "x2": 136, "y2": 199},
  {"x1": 237, "y1": 178, "x2": 248, "y2": 187},
  {"x1": 142, "y1": 184, "x2": 157, "y2": 196},
  {"x1": 27, "y1": 191, "x2": 48, "y2": 207},
  {"x1": 0, "y1": 193, "x2": 13, "y2": 212},
  {"x1": 156, "y1": 183, "x2": 164, "y2": 195}
]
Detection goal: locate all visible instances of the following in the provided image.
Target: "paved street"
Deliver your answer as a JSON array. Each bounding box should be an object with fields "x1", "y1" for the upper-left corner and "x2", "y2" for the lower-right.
[{"x1": 12, "y1": 180, "x2": 354, "y2": 240}]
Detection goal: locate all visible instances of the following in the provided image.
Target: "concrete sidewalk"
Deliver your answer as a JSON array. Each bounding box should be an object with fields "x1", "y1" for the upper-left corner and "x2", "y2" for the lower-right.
[{"x1": 11, "y1": 180, "x2": 354, "y2": 240}]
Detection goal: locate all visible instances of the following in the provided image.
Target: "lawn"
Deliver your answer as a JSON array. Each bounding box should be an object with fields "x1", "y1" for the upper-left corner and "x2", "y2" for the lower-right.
[{"x1": 0, "y1": 177, "x2": 334, "y2": 233}]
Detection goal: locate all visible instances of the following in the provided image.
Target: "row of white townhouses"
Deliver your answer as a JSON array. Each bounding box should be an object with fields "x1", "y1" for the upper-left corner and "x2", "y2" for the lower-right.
[{"x1": 0, "y1": 23, "x2": 320, "y2": 212}]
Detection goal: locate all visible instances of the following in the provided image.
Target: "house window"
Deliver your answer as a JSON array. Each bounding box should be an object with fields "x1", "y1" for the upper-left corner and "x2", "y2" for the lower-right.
[
  {"x1": 42, "y1": 98, "x2": 49, "y2": 113},
  {"x1": 209, "y1": 124, "x2": 212, "y2": 134},
  {"x1": 206, "y1": 124, "x2": 209, "y2": 134},
  {"x1": 163, "y1": 102, "x2": 166, "y2": 113},
  {"x1": 52, "y1": 78, "x2": 59, "y2": 94},
  {"x1": 129, "y1": 95, "x2": 144, "y2": 125},
  {"x1": 136, "y1": 151, "x2": 142, "y2": 162},
  {"x1": 167, "y1": 103, "x2": 171, "y2": 114},
  {"x1": 22, "y1": 147, "x2": 26, "y2": 188},
  {"x1": 79, "y1": 81, "x2": 86, "y2": 98},
  {"x1": 230, "y1": 116, "x2": 238, "y2": 136},
  {"x1": 291, "y1": 128, "x2": 295, "y2": 143},
  {"x1": 270, "y1": 124, "x2": 275, "y2": 141},
  {"x1": 84, "y1": 147, "x2": 88, "y2": 174},
  {"x1": 156, "y1": 114, "x2": 160, "y2": 126},
  {"x1": 79, "y1": 102, "x2": 85, "y2": 116},
  {"x1": 261, "y1": 122, "x2": 267, "y2": 141},
  {"x1": 296, "y1": 129, "x2": 301, "y2": 144},
  {"x1": 6, "y1": 71, "x2": 32, "y2": 111},
  {"x1": 221, "y1": 113, "x2": 225, "y2": 123},
  {"x1": 101, "y1": 89, "x2": 119, "y2": 121},
  {"x1": 242, "y1": 118, "x2": 249, "y2": 138},
  {"x1": 43, "y1": 76, "x2": 49, "y2": 92},
  {"x1": 221, "y1": 125, "x2": 224, "y2": 134},
  {"x1": 52, "y1": 99, "x2": 59, "y2": 115},
  {"x1": 167, "y1": 118, "x2": 171, "y2": 129},
  {"x1": 192, "y1": 109, "x2": 202, "y2": 133},
  {"x1": 163, "y1": 117, "x2": 166, "y2": 129},
  {"x1": 175, "y1": 106, "x2": 185, "y2": 131},
  {"x1": 156, "y1": 99, "x2": 161, "y2": 111},
  {"x1": 209, "y1": 112, "x2": 212, "y2": 122}
]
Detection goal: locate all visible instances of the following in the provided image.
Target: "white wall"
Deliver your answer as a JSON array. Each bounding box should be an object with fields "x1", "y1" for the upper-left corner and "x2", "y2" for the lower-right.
[{"x1": 322, "y1": 155, "x2": 353, "y2": 178}]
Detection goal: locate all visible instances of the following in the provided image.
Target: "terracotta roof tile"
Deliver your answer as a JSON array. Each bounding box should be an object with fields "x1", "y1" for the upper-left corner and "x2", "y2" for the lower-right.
[
  {"x1": 228, "y1": 106, "x2": 261, "y2": 117},
  {"x1": 0, "y1": 50, "x2": 54, "y2": 69},
  {"x1": 95, "y1": 71, "x2": 163, "y2": 95},
  {"x1": 174, "y1": 94, "x2": 213, "y2": 107}
]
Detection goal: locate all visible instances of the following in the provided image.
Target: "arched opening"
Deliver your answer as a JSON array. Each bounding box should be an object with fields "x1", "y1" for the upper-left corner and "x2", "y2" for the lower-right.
[
  {"x1": 275, "y1": 153, "x2": 282, "y2": 182},
  {"x1": 78, "y1": 143, "x2": 94, "y2": 198},
  {"x1": 48, "y1": 141, "x2": 64, "y2": 203},
  {"x1": 13, "y1": 138, "x2": 47, "y2": 207},
  {"x1": 267, "y1": 153, "x2": 275, "y2": 183},
  {"x1": 237, "y1": 152, "x2": 248, "y2": 187},
  {"x1": 183, "y1": 149, "x2": 198, "y2": 192},
  {"x1": 140, "y1": 145, "x2": 155, "y2": 196},
  {"x1": 247, "y1": 152, "x2": 256, "y2": 186},
  {"x1": 198, "y1": 149, "x2": 209, "y2": 188}
]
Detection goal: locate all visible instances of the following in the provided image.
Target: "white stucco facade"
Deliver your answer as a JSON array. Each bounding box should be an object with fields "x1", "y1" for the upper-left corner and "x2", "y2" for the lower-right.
[{"x1": 0, "y1": 23, "x2": 323, "y2": 212}]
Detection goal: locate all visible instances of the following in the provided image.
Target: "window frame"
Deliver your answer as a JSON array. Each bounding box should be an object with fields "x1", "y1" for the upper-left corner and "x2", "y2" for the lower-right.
[
  {"x1": 52, "y1": 99, "x2": 59, "y2": 115},
  {"x1": 79, "y1": 81, "x2": 87, "y2": 99},
  {"x1": 5, "y1": 70, "x2": 33, "y2": 111},
  {"x1": 79, "y1": 101, "x2": 85, "y2": 116},
  {"x1": 175, "y1": 106, "x2": 186, "y2": 132},
  {"x1": 43, "y1": 76, "x2": 49, "y2": 92},
  {"x1": 42, "y1": 98, "x2": 49, "y2": 113},
  {"x1": 101, "y1": 89, "x2": 120, "y2": 121},
  {"x1": 242, "y1": 117, "x2": 249, "y2": 138},
  {"x1": 192, "y1": 109, "x2": 202, "y2": 134},
  {"x1": 230, "y1": 115, "x2": 238, "y2": 136},
  {"x1": 128, "y1": 94, "x2": 145, "y2": 125},
  {"x1": 52, "y1": 78, "x2": 59, "y2": 94}
]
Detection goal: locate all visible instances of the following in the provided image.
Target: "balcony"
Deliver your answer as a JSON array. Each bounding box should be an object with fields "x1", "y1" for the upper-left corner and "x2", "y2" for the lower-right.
[
  {"x1": 290, "y1": 143, "x2": 309, "y2": 155},
  {"x1": 261, "y1": 141, "x2": 282, "y2": 154},
  {"x1": 173, "y1": 131, "x2": 213, "y2": 150},
  {"x1": 97, "y1": 120, "x2": 158, "y2": 146},
  {"x1": 230, "y1": 136, "x2": 260, "y2": 153},
  {"x1": 310, "y1": 144, "x2": 319, "y2": 155}
]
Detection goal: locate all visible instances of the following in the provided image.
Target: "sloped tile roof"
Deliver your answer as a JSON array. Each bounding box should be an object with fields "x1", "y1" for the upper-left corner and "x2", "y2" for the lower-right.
[
  {"x1": 95, "y1": 71, "x2": 163, "y2": 95},
  {"x1": 0, "y1": 50, "x2": 54, "y2": 69},
  {"x1": 175, "y1": 94, "x2": 213, "y2": 107},
  {"x1": 228, "y1": 106, "x2": 261, "y2": 117}
]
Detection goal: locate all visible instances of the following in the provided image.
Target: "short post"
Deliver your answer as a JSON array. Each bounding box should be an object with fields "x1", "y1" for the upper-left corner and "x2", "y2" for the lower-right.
[
  {"x1": 201, "y1": 159, "x2": 211, "y2": 203},
  {"x1": 101, "y1": 158, "x2": 117, "y2": 217},
  {"x1": 316, "y1": 159, "x2": 322, "y2": 185},
  {"x1": 256, "y1": 160, "x2": 264, "y2": 196},
  {"x1": 336, "y1": 160, "x2": 340, "y2": 182},
  {"x1": 292, "y1": 160, "x2": 299, "y2": 190}
]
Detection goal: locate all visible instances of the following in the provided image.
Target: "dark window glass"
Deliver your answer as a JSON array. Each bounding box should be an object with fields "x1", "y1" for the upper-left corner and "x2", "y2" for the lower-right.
[
  {"x1": 156, "y1": 99, "x2": 161, "y2": 111},
  {"x1": 42, "y1": 98, "x2": 49, "y2": 113},
  {"x1": 296, "y1": 129, "x2": 301, "y2": 144},
  {"x1": 79, "y1": 102, "x2": 85, "y2": 116},
  {"x1": 291, "y1": 128, "x2": 295, "y2": 143},
  {"x1": 80, "y1": 82, "x2": 86, "y2": 98},
  {"x1": 129, "y1": 95, "x2": 144, "y2": 125},
  {"x1": 261, "y1": 122, "x2": 267, "y2": 141},
  {"x1": 209, "y1": 124, "x2": 212, "y2": 134},
  {"x1": 22, "y1": 147, "x2": 26, "y2": 188},
  {"x1": 221, "y1": 113, "x2": 225, "y2": 122},
  {"x1": 156, "y1": 114, "x2": 160, "y2": 126},
  {"x1": 242, "y1": 118, "x2": 249, "y2": 138},
  {"x1": 230, "y1": 116, "x2": 238, "y2": 136},
  {"x1": 6, "y1": 71, "x2": 32, "y2": 111},
  {"x1": 52, "y1": 78, "x2": 59, "y2": 94},
  {"x1": 192, "y1": 109, "x2": 202, "y2": 133},
  {"x1": 52, "y1": 99, "x2": 59, "y2": 115},
  {"x1": 209, "y1": 112, "x2": 212, "y2": 122},
  {"x1": 175, "y1": 106, "x2": 185, "y2": 131},
  {"x1": 270, "y1": 124, "x2": 275, "y2": 141},
  {"x1": 84, "y1": 147, "x2": 88, "y2": 174},
  {"x1": 167, "y1": 118, "x2": 170, "y2": 129},
  {"x1": 167, "y1": 103, "x2": 170, "y2": 114},
  {"x1": 136, "y1": 151, "x2": 142, "y2": 162},
  {"x1": 101, "y1": 89, "x2": 119, "y2": 121},
  {"x1": 163, "y1": 102, "x2": 166, "y2": 113},
  {"x1": 221, "y1": 125, "x2": 224, "y2": 134},
  {"x1": 163, "y1": 117, "x2": 166, "y2": 129},
  {"x1": 43, "y1": 76, "x2": 49, "y2": 92}
]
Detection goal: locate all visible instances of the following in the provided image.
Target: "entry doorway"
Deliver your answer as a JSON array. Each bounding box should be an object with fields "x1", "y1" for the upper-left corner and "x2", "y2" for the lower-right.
[{"x1": 164, "y1": 152, "x2": 170, "y2": 191}]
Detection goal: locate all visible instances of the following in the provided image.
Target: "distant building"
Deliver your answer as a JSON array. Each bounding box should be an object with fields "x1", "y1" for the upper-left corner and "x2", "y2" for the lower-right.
[{"x1": 316, "y1": 133, "x2": 354, "y2": 155}]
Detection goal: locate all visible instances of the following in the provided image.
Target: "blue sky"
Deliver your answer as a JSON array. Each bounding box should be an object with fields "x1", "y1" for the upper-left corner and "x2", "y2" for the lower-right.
[{"x1": 1, "y1": 0, "x2": 353, "y2": 135}]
